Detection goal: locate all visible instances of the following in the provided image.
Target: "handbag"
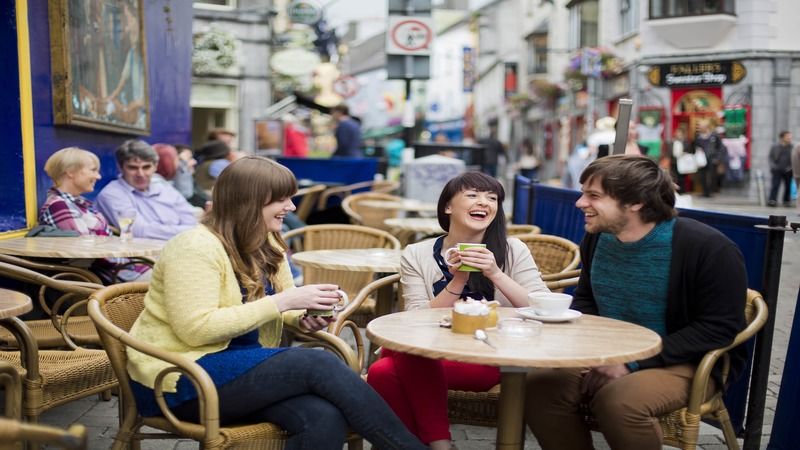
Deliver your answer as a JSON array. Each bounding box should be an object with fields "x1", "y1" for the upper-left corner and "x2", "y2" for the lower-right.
[
  {"x1": 694, "y1": 148, "x2": 708, "y2": 169},
  {"x1": 677, "y1": 153, "x2": 698, "y2": 174}
]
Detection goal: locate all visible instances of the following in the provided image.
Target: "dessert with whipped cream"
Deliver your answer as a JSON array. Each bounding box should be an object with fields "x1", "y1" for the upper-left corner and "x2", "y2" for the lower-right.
[{"x1": 451, "y1": 298, "x2": 497, "y2": 334}]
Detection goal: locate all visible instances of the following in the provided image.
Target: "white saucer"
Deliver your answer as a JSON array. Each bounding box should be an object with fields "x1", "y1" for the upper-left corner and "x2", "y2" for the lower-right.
[{"x1": 515, "y1": 307, "x2": 582, "y2": 322}]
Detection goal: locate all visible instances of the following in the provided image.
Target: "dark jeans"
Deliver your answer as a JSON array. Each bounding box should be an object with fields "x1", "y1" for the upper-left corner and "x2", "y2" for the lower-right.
[
  {"x1": 171, "y1": 348, "x2": 426, "y2": 450},
  {"x1": 769, "y1": 170, "x2": 793, "y2": 203}
]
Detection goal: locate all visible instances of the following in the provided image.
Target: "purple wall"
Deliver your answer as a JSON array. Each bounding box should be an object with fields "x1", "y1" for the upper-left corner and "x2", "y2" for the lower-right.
[{"x1": 26, "y1": 0, "x2": 193, "y2": 204}]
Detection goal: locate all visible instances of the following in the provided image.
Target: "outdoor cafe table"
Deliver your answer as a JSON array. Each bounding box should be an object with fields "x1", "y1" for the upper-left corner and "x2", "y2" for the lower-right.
[
  {"x1": 290, "y1": 248, "x2": 402, "y2": 317},
  {"x1": 366, "y1": 307, "x2": 663, "y2": 450},
  {"x1": 0, "y1": 236, "x2": 165, "y2": 284},
  {"x1": 358, "y1": 198, "x2": 438, "y2": 214}
]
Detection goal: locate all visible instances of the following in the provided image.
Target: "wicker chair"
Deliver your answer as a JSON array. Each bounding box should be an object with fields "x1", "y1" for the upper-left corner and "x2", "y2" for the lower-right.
[
  {"x1": 0, "y1": 259, "x2": 103, "y2": 350},
  {"x1": 87, "y1": 282, "x2": 363, "y2": 450},
  {"x1": 327, "y1": 274, "x2": 402, "y2": 371},
  {"x1": 341, "y1": 192, "x2": 403, "y2": 231},
  {"x1": 514, "y1": 233, "x2": 580, "y2": 276},
  {"x1": 317, "y1": 180, "x2": 401, "y2": 211},
  {"x1": 283, "y1": 225, "x2": 401, "y2": 327},
  {"x1": 0, "y1": 316, "x2": 117, "y2": 424},
  {"x1": 506, "y1": 224, "x2": 541, "y2": 236},
  {"x1": 293, "y1": 184, "x2": 326, "y2": 223}
]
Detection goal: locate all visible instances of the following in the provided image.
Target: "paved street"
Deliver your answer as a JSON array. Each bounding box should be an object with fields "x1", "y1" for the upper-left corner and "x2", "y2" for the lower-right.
[{"x1": 37, "y1": 195, "x2": 799, "y2": 449}]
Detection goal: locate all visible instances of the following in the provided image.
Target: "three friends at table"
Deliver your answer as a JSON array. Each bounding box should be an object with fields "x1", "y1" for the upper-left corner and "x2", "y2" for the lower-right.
[
  {"x1": 367, "y1": 172, "x2": 550, "y2": 450},
  {"x1": 525, "y1": 155, "x2": 747, "y2": 450},
  {"x1": 126, "y1": 156, "x2": 426, "y2": 450}
]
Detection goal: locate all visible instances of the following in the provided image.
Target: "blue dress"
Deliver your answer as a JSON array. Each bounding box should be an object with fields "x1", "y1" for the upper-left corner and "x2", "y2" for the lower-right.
[{"x1": 130, "y1": 280, "x2": 288, "y2": 417}]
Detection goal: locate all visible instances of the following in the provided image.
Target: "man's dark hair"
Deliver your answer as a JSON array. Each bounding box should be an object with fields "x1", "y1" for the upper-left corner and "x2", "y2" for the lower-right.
[
  {"x1": 579, "y1": 155, "x2": 677, "y2": 223},
  {"x1": 115, "y1": 140, "x2": 158, "y2": 167},
  {"x1": 331, "y1": 104, "x2": 349, "y2": 116},
  {"x1": 779, "y1": 130, "x2": 790, "y2": 140}
]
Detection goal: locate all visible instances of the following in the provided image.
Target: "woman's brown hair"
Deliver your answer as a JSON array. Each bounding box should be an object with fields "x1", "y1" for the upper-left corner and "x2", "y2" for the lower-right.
[{"x1": 201, "y1": 156, "x2": 297, "y2": 300}]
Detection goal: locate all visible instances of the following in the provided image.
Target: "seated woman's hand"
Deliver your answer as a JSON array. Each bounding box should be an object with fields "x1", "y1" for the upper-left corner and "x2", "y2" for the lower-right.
[
  {"x1": 457, "y1": 247, "x2": 501, "y2": 278},
  {"x1": 298, "y1": 314, "x2": 334, "y2": 332},
  {"x1": 274, "y1": 283, "x2": 342, "y2": 313}
]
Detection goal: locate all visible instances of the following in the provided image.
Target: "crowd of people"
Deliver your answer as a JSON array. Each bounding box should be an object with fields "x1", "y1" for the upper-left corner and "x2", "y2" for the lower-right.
[{"x1": 34, "y1": 126, "x2": 751, "y2": 450}]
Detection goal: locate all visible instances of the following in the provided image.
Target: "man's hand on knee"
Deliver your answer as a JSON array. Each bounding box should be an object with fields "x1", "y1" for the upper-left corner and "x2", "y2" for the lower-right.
[{"x1": 580, "y1": 364, "x2": 631, "y2": 396}]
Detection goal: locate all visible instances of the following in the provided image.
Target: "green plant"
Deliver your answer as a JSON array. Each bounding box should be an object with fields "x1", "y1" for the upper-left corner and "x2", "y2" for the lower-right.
[{"x1": 192, "y1": 27, "x2": 238, "y2": 74}]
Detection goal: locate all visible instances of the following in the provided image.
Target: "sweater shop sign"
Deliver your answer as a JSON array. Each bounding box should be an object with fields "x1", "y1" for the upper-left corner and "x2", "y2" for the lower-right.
[{"x1": 647, "y1": 61, "x2": 746, "y2": 88}]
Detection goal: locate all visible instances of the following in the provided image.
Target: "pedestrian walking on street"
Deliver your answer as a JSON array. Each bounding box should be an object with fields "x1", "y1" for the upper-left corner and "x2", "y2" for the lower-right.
[
  {"x1": 692, "y1": 119, "x2": 726, "y2": 198},
  {"x1": 768, "y1": 131, "x2": 794, "y2": 207}
]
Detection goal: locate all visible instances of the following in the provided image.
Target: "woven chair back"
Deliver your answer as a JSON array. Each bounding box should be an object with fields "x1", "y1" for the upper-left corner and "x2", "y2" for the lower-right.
[
  {"x1": 283, "y1": 225, "x2": 400, "y2": 302},
  {"x1": 506, "y1": 224, "x2": 541, "y2": 236},
  {"x1": 515, "y1": 233, "x2": 580, "y2": 275},
  {"x1": 293, "y1": 184, "x2": 326, "y2": 222},
  {"x1": 341, "y1": 192, "x2": 402, "y2": 231}
]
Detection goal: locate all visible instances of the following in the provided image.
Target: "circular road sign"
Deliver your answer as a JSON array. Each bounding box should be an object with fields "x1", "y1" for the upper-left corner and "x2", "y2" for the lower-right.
[
  {"x1": 390, "y1": 18, "x2": 433, "y2": 53},
  {"x1": 333, "y1": 75, "x2": 359, "y2": 98}
]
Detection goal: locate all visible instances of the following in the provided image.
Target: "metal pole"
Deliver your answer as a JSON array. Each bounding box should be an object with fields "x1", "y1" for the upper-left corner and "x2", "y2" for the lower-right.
[
  {"x1": 404, "y1": 77, "x2": 414, "y2": 148},
  {"x1": 744, "y1": 215, "x2": 788, "y2": 450}
]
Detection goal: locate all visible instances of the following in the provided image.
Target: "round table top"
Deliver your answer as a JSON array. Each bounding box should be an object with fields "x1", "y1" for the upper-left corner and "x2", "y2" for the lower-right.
[
  {"x1": 358, "y1": 199, "x2": 438, "y2": 212},
  {"x1": 384, "y1": 217, "x2": 444, "y2": 234},
  {"x1": 291, "y1": 248, "x2": 402, "y2": 273},
  {"x1": 0, "y1": 236, "x2": 165, "y2": 259},
  {"x1": 367, "y1": 308, "x2": 662, "y2": 368},
  {"x1": 0, "y1": 288, "x2": 33, "y2": 319}
]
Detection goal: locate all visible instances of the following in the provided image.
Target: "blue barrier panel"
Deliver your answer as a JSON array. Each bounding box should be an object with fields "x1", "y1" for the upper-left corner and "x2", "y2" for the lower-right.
[
  {"x1": 768, "y1": 286, "x2": 800, "y2": 449},
  {"x1": 526, "y1": 184, "x2": 769, "y2": 432},
  {"x1": 532, "y1": 185, "x2": 585, "y2": 243},
  {"x1": 512, "y1": 175, "x2": 532, "y2": 225},
  {"x1": 277, "y1": 157, "x2": 378, "y2": 186}
]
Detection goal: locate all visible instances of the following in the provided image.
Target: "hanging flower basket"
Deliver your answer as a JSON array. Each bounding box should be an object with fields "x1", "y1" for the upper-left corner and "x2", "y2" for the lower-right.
[
  {"x1": 563, "y1": 47, "x2": 624, "y2": 91},
  {"x1": 193, "y1": 27, "x2": 238, "y2": 75}
]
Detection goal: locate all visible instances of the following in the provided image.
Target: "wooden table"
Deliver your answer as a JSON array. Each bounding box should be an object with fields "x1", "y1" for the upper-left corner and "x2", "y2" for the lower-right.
[
  {"x1": 0, "y1": 236, "x2": 165, "y2": 284},
  {"x1": 0, "y1": 236, "x2": 164, "y2": 259},
  {"x1": 367, "y1": 307, "x2": 662, "y2": 450},
  {"x1": 0, "y1": 289, "x2": 32, "y2": 420},
  {"x1": 384, "y1": 217, "x2": 444, "y2": 246},
  {"x1": 358, "y1": 199, "x2": 438, "y2": 213},
  {"x1": 291, "y1": 248, "x2": 402, "y2": 317}
]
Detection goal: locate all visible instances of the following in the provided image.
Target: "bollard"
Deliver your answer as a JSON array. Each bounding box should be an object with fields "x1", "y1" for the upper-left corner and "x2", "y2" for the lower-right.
[
  {"x1": 755, "y1": 170, "x2": 766, "y2": 207},
  {"x1": 744, "y1": 215, "x2": 788, "y2": 450}
]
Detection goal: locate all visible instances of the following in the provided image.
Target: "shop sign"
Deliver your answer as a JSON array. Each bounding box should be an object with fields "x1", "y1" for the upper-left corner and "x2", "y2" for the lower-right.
[
  {"x1": 288, "y1": 0, "x2": 322, "y2": 25},
  {"x1": 647, "y1": 61, "x2": 746, "y2": 87},
  {"x1": 270, "y1": 48, "x2": 321, "y2": 76}
]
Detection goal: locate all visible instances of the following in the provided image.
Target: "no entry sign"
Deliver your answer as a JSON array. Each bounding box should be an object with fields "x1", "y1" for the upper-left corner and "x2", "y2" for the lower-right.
[{"x1": 386, "y1": 16, "x2": 434, "y2": 56}]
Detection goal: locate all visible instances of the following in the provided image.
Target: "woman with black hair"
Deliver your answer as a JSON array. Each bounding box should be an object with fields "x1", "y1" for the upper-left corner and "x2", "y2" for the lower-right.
[{"x1": 367, "y1": 171, "x2": 549, "y2": 450}]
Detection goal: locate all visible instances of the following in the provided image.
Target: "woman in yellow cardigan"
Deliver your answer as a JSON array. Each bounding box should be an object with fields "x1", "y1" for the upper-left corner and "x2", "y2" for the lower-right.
[{"x1": 127, "y1": 156, "x2": 425, "y2": 450}]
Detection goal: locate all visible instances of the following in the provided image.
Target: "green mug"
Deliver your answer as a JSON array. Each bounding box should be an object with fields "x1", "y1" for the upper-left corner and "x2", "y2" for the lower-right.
[
  {"x1": 307, "y1": 289, "x2": 349, "y2": 318},
  {"x1": 444, "y1": 243, "x2": 487, "y2": 272}
]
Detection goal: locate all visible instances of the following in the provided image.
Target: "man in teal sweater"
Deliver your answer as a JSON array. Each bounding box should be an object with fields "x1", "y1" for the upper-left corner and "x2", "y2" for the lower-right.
[{"x1": 525, "y1": 155, "x2": 747, "y2": 450}]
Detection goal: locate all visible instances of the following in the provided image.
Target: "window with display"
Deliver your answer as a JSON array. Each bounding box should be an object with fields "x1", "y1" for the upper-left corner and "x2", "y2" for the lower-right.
[{"x1": 649, "y1": 0, "x2": 735, "y2": 20}]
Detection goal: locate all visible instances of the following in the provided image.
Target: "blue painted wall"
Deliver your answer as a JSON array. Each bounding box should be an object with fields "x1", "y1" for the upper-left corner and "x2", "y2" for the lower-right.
[
  {"x1": 0, "y1": 1, "x2": 27, "y2": 232},
  {"x1": 1, "y1": 0, "x2": 193, "y2": 233}
]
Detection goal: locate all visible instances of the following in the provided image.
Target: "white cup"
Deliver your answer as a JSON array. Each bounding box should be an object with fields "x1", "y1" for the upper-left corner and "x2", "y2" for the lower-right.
[{"x1": 527, "y1": 292, "x2": 572, "y2": 316}]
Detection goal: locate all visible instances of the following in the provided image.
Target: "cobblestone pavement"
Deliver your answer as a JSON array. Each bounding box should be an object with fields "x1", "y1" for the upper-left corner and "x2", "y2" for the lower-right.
[{"x1": 37, "y1": 195, "x2": 799, "y2": 449}]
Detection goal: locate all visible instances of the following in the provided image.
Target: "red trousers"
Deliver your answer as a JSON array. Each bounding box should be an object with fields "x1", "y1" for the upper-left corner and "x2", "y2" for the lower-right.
[{"x1": 366, "y1": 349, "x2": 501, "y2": 444}]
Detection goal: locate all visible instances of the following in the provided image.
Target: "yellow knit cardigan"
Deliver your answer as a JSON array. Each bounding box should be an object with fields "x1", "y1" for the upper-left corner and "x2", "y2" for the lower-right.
[{"x1": 127, "y1": 225, "x2": 303, "y2": 392}]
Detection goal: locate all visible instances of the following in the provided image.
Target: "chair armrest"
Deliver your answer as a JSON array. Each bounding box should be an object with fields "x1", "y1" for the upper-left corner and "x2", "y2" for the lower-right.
[
  {"x1": 330, "y1": 274, "x2": 400, "y2": 336},
  {"x1": 0, "y1": 318, "x2": 40, "y2": 381},
  {"x1": 285, "y1": 324, "x2": 360, "y2": 373},
  {"x1": 541, "y1": 269, "x2": 581, "y2": 282},
  {"x1": 685, "y1": 295, "x2": 767, "y2": 414}
]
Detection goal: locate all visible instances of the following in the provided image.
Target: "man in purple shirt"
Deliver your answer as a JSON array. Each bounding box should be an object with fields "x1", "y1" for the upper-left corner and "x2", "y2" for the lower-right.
[{"x1": 97, "y1": 140, "x2": 197, "y2": 241}]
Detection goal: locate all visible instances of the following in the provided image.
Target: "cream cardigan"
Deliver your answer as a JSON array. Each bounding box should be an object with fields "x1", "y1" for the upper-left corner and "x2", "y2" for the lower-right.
[{"x1": 127, "y1": 225, "x2": 302, "y2": 392}]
